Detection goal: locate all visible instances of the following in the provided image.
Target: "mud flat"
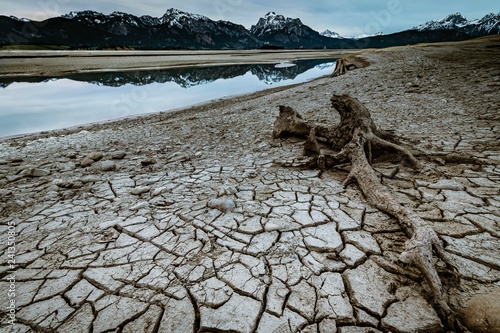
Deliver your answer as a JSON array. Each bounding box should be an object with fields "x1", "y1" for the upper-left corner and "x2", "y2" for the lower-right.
[{"x1": 0, "y1": 36, "x2": 499, "y2": 332}]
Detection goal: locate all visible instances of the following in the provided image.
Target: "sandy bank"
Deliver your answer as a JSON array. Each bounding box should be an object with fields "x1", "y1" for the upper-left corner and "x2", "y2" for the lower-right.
[{"x1": 0, "y1": 48, "x2": 356, "y2": 78}]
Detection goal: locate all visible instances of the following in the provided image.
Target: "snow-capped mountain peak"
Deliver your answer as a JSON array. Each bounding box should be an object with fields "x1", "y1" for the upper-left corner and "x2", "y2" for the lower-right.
[
  {"x1": 250, "y1": 12, "x2": 303, "y2": 36},
  {"x1": 321, "y1": 30, "x2": 384, "y2": 40},
  {"x1": 413, "y1": 12, "x2": 500, "y2": 36},
  {"x1": 62, "y1": 10, "x2": 105, "y2": 20},
  {"x1": 320, "y1": 29, "x2": 343, "y2": 38},
  {"x1": 161, "y1": 8, "x2": 210, "y2": 27},
  {"x1": 62, "y1": 10, "x2": 144, "y2": 30},
  {"x1": 9, "y1": 15, "x2": 30, "y2": 22},
  {"x1": 471, "y1": 12, "x2": 500, "y2": 34},
  {"x1": 414, "y1": 12, "x2": 470, "y2": 31},
  {"x1": 139, "y1": 15, "x2": 161, "y2": 26}
]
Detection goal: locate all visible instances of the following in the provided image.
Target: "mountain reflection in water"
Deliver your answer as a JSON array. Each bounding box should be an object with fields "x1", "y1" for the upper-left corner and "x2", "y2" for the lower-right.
[
  {"x1": 0, "y1": 58, "x2": 334, "y2": 88},
  {"x1": 0, "y1": 58, "x2": 335, "y2": 137}
]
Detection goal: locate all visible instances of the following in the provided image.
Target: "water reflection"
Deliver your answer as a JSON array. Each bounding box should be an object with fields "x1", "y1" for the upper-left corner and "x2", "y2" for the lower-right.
[
  {"x1": 1, "y1": 59, "x2": 333, "y2": 89},
  {"x1": 0, "y1": 58, "x2": 335, "y2": 137}
]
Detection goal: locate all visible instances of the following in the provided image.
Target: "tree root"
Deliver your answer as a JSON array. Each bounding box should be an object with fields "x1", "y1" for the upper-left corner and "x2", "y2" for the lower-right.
[
  {"x1": 273, "y1": 94, "x2": 460, "y2": 330},
  {"x1": 331, "y1": 58, "x2": 357, "y2": 77}
]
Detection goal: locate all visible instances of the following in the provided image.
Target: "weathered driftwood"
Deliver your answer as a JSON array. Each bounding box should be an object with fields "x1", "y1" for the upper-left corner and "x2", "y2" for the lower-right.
[
  {"x1": 331, "y1": 58, "x2": 357, "y2": 77},
  {"x1": 273, "y1": 94, "x2": 458, "y2": 329}
]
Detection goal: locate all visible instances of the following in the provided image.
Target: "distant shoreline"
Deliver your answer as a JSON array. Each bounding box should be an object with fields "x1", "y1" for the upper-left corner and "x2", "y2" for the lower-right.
[{"x1": 0, "y1": 49, "x2": 355, "y2": 78}]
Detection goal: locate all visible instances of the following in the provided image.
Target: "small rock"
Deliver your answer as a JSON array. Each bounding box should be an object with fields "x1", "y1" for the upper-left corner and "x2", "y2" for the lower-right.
[
  {"x1": 151, "y1": 187, "x2": 168, "y2": 197},
  {"x1": 0, "y1": 159, "x2": 8, "y2": 165},
  {"x1": 218, "y1": 186, "x2": 237, "y2": 196},
  {"x1": 207, "y1": 198, "x2": 235, "y2": 213},
  {"x1": 65, "y1": 151, "x2": 78, "y2": 159},
  {"x1": 130, "y1": 186, "x2": 151, "y2": 195},
  {"x1": 53, "y1": 179, "x2": 84, "y2": 189},
  {"x1": 81, "y1": 175, "x2": 101, "y2": 183},
  {"x1": 81, "y1": 158, "x2": 95, "y2": 167},
  {"x1": 130, "y1": 202, "x2": 149, "y2": 211},
  {"x1": 141, "y1": 158, "x2": 157, "y2": 166},
  {"x1": 244, "y1": 171, "x2": 258, "y2": 178},
  {"x1": 111, "y1": 151, "x2": 127, "y2": 159},
  {"x1": 264, "y1": 222, "x2": 281, "y2": 232},
  {"x1": 99, "y1": 219, "x2": 123, "y2": 229},
  {"x1": 461, "y1": 289, "x2": 500, "y2": 333},
  {"x1": 17, "y1": 164, "x2": 36, "y2": 173},
  {"x1": 46, "y1": 185, "x2": 59, "y2": 192},
  {"x1": 21, "y1": 168, "x2": 50, "y2": 177},
  {"x1": 99, "y1": 160, "x2": 116, "y2": 171},
  {"x1": 87, "y1": 152, "x2": 103, "y2": 161},
  {"x1": 98, "y1": 229, "x2": 120, "y2": 243}
]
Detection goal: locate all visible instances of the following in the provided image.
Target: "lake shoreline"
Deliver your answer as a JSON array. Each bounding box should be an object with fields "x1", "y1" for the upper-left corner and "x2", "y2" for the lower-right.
[
  {"x1": 0, "y1": 77, "x2": 317, "y2": 142},
  {"x1": 0, "y1": 58, "x2": 338, "y2": 138},
  {"x1": 0, "y1": 48, "x2": 355, "y2": 78}
]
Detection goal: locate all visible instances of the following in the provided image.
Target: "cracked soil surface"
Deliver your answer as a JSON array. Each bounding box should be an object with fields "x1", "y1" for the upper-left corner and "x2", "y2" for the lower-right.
[{"x1": 1, "y1": 36, "x2": 499, "y2": 332}]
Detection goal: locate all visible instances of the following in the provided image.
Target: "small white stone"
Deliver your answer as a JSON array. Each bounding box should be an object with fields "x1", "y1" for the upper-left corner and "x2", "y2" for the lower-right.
[
  {"x1": 21, "y1": 168, "x2": 50, "y2": 177},
  {"x1": 130, "y1": 202, "x2": 149, "y2": 211},
  {"x1": 207, "y1": 198, "x2": 235, "y2": 213},
  {"x1": 130, "y1": 186, "x2": 151, "y2": 195},
  {"x1": 99, "y1": 160, "x2": 116, "y2": 171},
  {"x1": 81, "y1": 175, "x2": 101, "y2": 183}
]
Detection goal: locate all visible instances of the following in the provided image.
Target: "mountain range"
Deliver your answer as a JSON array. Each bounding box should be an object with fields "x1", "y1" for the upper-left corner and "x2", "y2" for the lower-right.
[{"x1": 1, "y1": 9, "x2": 498, "y2": 50}]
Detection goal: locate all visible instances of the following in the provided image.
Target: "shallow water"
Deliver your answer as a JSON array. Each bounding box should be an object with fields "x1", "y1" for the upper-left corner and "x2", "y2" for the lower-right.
[{"x1": 0, "y1": 58, "x2": 335, "y2": 137}]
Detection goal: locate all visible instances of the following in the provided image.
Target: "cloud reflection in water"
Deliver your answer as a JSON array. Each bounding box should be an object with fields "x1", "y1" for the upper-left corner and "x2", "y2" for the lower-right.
[{"x1": 0, "y1": 59, "x2": 335, "y2": 137}]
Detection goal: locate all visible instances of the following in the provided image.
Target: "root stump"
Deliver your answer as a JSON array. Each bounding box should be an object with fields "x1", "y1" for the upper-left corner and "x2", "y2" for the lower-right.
[{"x1": 273, "y1": 94, "x2": 460, "y2": 330}]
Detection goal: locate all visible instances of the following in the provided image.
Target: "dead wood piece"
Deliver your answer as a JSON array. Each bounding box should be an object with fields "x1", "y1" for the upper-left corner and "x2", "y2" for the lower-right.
[
  {"x1": 304, "y1": 127, "x2": 321, "y2": 156},
  {"x1": 331, "y1": 58, "x2": 357, "y2": 77},
  {"x1": 273, "y1": 105, "x2": 336, "y2": 141},
  {"x1": 342, "y1": 130, "x2": 456, "y2": 327},
  {"x1": 274, "y1": 95, "x2": 420, "y2": 168},
  {"x1": 274, "y1": 94, "x2": 459, "y2": 329}
]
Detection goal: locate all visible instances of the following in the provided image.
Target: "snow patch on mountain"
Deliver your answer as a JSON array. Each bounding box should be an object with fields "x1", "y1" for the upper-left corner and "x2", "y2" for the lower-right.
[
  {"x1": 321, "y1": 30, "x2": 383, "y2": 40},
  {"x1": 414, "y1": 12, "x2": 469, "y2": 31},
  {"x1": 161, "y1": 8, "x2": 211, "y2": 28},
  {"x1": 414, "y1": 12, "x2": 500, "y2": 35},
  {"x1": 250, "y1": 12, "x2": 303, "y2": 36},
  {"x1": 9, "y1": 15, "x2": 31, "y2": 22},
  {"x1": 320, "y1": 30, "x2": 343, "y2": 39}
]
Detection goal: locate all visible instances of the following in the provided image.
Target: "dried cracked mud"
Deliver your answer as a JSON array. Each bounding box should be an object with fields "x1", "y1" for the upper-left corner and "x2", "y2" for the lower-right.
[{"x1": 1, "y1": 36, "x2": 499, "y2": 332}]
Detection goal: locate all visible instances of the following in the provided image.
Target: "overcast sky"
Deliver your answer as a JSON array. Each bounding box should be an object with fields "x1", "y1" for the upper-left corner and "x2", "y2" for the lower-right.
[{"x1": 1, "y1": 0, "x2": 498, "y2": 36}]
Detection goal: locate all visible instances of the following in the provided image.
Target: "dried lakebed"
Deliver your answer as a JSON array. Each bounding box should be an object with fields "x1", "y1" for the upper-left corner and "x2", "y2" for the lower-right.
[{"x1": 0, "y1": 37, "x2": 499, "y2": 332}]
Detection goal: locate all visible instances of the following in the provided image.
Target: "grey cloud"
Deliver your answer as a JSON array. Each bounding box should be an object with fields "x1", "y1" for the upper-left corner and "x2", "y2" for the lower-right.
[{"x1": 2, "y1": 0, "x2": 498, "y2": 36}]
